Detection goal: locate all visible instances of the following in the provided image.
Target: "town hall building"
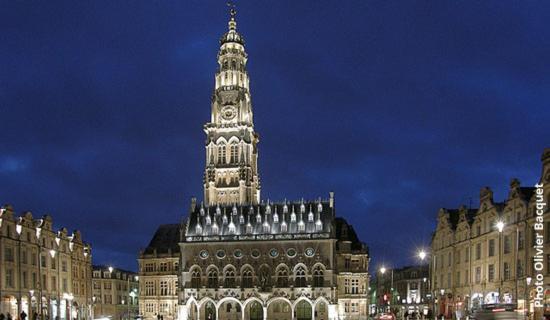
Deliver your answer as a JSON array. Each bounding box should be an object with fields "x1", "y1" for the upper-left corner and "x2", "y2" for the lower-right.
[{"x1": 139, "y1": 8, "x2": 370, "y2": 320}]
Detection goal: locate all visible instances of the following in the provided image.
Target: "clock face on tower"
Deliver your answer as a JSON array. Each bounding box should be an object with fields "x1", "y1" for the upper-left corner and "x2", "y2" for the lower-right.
[{"x1": 221, "y1": 105, "x2": 236, "y2": 121}]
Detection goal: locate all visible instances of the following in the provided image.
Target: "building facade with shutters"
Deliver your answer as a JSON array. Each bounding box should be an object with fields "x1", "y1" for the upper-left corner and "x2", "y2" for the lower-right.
[
  {"x1": 138, "y1": 225, "x2": 180, "y2": 320},
  {"x1": 430, "y1": 148, "x2": 550, "y2": 319},
  {"x1": 0, "y1": 207, "x2": 92, "y2": 320},
  {"x1": 92, "y1": 266, "x2": 139, "y2": 320}
]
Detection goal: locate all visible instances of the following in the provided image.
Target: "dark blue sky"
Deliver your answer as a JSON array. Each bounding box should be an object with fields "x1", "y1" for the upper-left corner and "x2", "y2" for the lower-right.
[{"x1": 1, "y1": 1, "x2": 549, "y2": 271}]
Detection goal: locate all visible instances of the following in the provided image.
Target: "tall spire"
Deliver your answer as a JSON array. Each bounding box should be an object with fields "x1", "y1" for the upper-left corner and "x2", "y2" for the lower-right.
[{"x1": 203, "y1": 3, "x2": 260, "y2": 206}]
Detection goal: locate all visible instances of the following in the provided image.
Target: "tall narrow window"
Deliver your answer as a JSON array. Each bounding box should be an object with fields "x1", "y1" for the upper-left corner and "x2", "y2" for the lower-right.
[
  {"x1": 277, "y1": 269, "x2": 288, "y2": 287},
  {"x1": 488, "y1": 239, "x2": 495, "y2": 257},
  {"x1": 294, "y1": 266, "x2": 306, "y2": 287},
  {"x1": 217, "y1": 144, "x2": 226, "y2": 164},
  {"x1": 224, "y1": 269, "x2": 235, "y2": 288},
  {"x1": 242, "y1": 269, "x2": 253, "y2": 288},
  {"x1": 230, "y1": 144, "x2": 238, "y2": 163},
  {"x1": 313, "y1": 266, "x2": 324, "y2": 287},
  {"x1": 208, "y1": 270, "x2": 218, "y2": 288},
  {"x1": 191, "y1": 270, "x2": 201, "y2": 288}
]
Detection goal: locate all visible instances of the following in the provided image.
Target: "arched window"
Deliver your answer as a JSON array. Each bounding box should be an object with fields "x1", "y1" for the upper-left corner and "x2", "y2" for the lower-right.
[
  {"x1": 230, "y1": 144, "x2": 238, "y2": 163},
  {"x1": 217, "y1": 144, "x2": 226, "y2": 164},
  {"x1": 208, "y1": 270, "x2": 218, "y2": 288},
  {"x1": 241, "y1": 269, "x2": 253, "y2": 288},
  {"x1": 191, "y1": 269, "x2": 201, "y2": 288},
  {"x1": 294, "y1": 266, "x2": 306, "y2": 287},
  {"x1": 224, "y1": 269, "x2": 235, "y2": 288},
  {"x1": 277, "y1": 268, "x2": 288, "y2": 287},
  {"x1": 312, "y1": 266, "x2": 324, "y2": 287}
]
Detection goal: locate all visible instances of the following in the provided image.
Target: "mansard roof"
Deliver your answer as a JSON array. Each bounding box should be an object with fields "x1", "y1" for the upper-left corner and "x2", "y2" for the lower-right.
[
  {"x1": 184, "y1": 199, "x2": 334, "y2": 242},
  {"x1": 143, "y1": 223, "x2": 180, "y2": 255},
  {"x1": 519, "y1": 187, "x2": 536, "y2": 200},
  {"x1": 334, "y1": 217, "x2": 368, "y2": 253},
  {"x1": 438, "y1": 207, "x2": 478, "y2": 231}
]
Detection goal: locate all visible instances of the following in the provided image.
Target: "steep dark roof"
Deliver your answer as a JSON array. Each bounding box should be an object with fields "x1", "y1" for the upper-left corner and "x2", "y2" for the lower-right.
[
  {"x1": 143, "y1": 224, "x2": 180, "y2": 255},
  {"x1": 519, "y1": 187, "x2": 536, "y2": 200},
  {"x1": 447, "y1": 209, "x2": 460, "y2": 229},
  {"x1": 334, "y1": 217, "x2": 368, "y2": 253},
  {"x1": 465, "y1": 209, "x2": 478, "y2": 224}
]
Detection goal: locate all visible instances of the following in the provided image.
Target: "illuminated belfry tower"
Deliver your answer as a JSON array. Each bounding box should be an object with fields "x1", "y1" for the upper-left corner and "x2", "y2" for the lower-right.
[{"x1": 203, "y1": 7, "x2": 260, "y2": 205}]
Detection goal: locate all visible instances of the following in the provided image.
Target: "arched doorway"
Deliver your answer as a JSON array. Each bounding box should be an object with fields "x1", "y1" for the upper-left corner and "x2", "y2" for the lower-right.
[
  {"x1": 244, "y1": 301, "x2": 263, "y2": 320},
  {"x1": 218, "y1": 300, "x2": 241, "y2": 320},
  {"x1": 295, "y1": 300, "x2": 312, "y2": 320},
  {"x1": 267, "y1": 300, "x2": 291, "y2": 320},
  {"x1": 314, "y1": 301, "x2": 328, "y2": 320},
  {"x1": 201, "y1": 301, "x2": 216, "y2": 320}
]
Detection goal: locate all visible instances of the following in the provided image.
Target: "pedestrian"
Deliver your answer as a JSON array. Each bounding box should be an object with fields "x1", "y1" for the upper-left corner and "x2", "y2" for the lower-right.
[
  {"x1": 20, "y1": 311, "x2": 27, "y2": 320},
  {"x1": 32, "y1": 312, "x2": 37, "y2": 320},
  {"x1": 6, "y1": 313, "x2": 12, "y2": 320},
  {"x1": 0, "y1": 313, "x2": 5, "y2": 320}
]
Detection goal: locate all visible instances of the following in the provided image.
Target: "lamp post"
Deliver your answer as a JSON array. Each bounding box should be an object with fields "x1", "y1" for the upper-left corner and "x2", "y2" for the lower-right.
[
  {"x1": 49, "y1": 249, "x2": 58, "y2": 320},
  {"x1": 525, "y1": 277, "x2": 532, "y2": 320},
  {"x1": 496, "y1": 221, "x2": 504, "y2": 303},
  {"x1": 91, "y1": 297, "x2": 96, "y2": 320},
  {"x1": 380, "y1": 266, "x2": 394, "y2": 313},
  {"x1": 126, "y1": 275, "x2": 138, "y2": 320},
  {"x1": 418, "y1": 250, "x2": 434, "y2": 317}
]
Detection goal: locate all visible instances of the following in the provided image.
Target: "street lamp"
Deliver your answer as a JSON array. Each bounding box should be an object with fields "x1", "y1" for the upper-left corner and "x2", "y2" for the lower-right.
[
  {"x1": 417, "y1": 249, "x2": 435, "y2": 318},
  {"x1": 379, "y1": 266, "x2": 394, "y2": 312},
  {"x1": 526, "y1": 277, "x2": 532, "y2": 320},
  {"x1": 496, "y1": 221, "x2": 504, "y2": 233},
  {"x1": 418, "y1": 250, "x2": 427, "y2": 261}
]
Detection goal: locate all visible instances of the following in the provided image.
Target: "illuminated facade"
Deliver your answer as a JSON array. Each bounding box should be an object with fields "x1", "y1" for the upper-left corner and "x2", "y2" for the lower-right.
[
  {"x1": 176, "y1": 8, "x2": 370, "y2": 320},
  {"x1": 92, "y1": 266, "x2": 139, "y2": 320},
  {"x1": 138, "y1": 225, "x2": 180, "y2": 320},
  {"x1": 430, "y1": 148, "x2": 550, "y2": 318},
  {"x1": 203, "y1": 8, "x2": 260, "y2": 206},
  {"x1": 0, "y1": 207, "x2": 92, "y2": 320}
]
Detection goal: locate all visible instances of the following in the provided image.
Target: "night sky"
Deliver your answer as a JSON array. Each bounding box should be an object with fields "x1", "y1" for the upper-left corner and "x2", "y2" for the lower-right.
[{"x1": 1, "y1": 1, "x2": 549, "y2": 272}]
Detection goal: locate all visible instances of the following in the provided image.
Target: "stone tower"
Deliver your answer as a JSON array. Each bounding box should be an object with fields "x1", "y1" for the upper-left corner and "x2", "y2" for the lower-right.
[{"x1": 203, "y1": 8, "x2": 260, "y2": 205}]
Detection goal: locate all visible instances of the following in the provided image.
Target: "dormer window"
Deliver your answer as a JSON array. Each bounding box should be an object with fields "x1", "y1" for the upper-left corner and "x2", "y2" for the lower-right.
[{"x1": 298, "y1": 221, "x2": 305, "y2": 232}]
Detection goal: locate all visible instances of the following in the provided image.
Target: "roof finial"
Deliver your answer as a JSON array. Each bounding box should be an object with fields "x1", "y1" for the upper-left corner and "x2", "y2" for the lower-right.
[{"x1": 227, "y1": 1, "x2": 237, "y2": 30}]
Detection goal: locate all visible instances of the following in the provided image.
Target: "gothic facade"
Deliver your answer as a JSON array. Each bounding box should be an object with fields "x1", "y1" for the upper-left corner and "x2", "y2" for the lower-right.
[
  {"x1": 203, "y1": 10, "x2": 260, "y2": 206},
  {"x1": 176, "y1": 9, "x2": 370, "y2": 320},
  {"x1": 140, "y1": 8, "x2": 370, "y2": 320}
]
